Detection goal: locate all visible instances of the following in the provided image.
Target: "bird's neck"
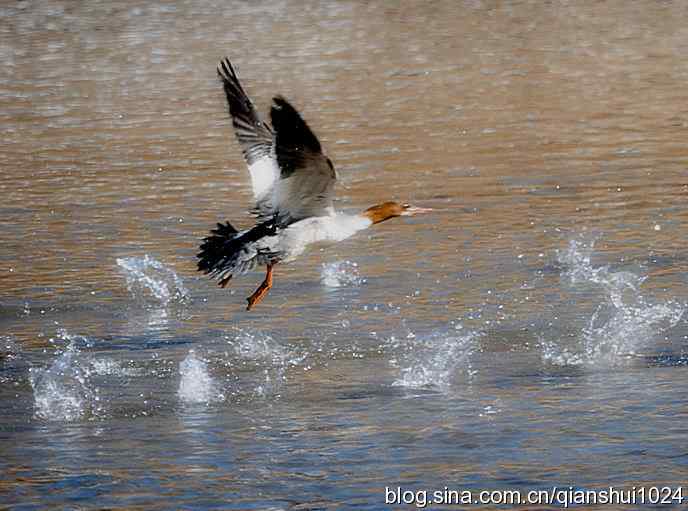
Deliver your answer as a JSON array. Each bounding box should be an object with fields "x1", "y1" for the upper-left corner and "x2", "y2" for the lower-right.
[{"x1": 362, "y1": 203, "x2": 399, "y2": 224}]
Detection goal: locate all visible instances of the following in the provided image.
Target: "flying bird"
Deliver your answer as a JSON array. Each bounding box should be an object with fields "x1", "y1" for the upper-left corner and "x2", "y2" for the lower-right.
[{"x1": 197, "y1": 58, "x2": 431, "y2": 310}]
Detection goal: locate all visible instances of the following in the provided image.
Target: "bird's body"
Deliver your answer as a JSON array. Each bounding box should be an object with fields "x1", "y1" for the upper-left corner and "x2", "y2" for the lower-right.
[
  {"x1": 279, "y1": 214, "x2": 374, "y2": 258},
  {"x1": 197, "y1": 58, "x2": 430, "y2": 310}
]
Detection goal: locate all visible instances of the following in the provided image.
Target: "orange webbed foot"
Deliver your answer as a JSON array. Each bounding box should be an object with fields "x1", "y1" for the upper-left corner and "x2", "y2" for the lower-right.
[{"x1": 245, "y1": 264, "x2": 274, "y2": 311}]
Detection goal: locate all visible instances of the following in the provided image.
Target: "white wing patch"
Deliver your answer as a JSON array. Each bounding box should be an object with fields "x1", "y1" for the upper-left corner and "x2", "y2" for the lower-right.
[{"x1": 248, "y1": 155, "x2": 280, "y2": 200}]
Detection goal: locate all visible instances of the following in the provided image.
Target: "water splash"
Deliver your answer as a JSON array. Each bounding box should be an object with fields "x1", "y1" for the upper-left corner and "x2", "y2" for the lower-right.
[
  {"x1": 29, "y1": 332, "x2": 102, "y2": 421},
  {"x1": 321, "y1": 260, "x2": 366, "y2": 288},
  {"x1": 231, "y1": 330, "x2": 295, "y2": 364},
  {"x1": 226, "y1": 329, "x2": 305, "y2": 398},
  {"x1": 178, "y1": 350, "x2": 224, "y2": 405},
  {"x1": 90, "y1": 358, "x2": 140, "y2": 377},
  {"x1": 1, "y1": 336, "x2": 19, "y2": 361},
  {"x1": 540, "y1": 337, "x2": 585, "y2": 366},
  {"x1": 1, "y1": 336, "x2": 20, "y2": 385},
  {"x1": 543, "y1": 239, "x2": 684, "y2": 367},
  {"x1": 117, "y1": 254, "x2": 189, "y2": 306},
  {"x1": 390, "y1": 324, "x2": 480, "y2": 391},
  {"x1": 558, "y1": 239, "x2": 646, "y2": 307}
]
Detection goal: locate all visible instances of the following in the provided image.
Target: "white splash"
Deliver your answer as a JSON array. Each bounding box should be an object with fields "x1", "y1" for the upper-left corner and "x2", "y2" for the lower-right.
[
  {"x1": 90, "y1": 358, "x2": 140, "y2": 377},
  {"x1": 543, "y1": 239, "x2": 684, "y2": 367},
  {"x1": 29, "y1": 334, "x2": 101, "y2": 422},
  {"x1": 540, "y1": 337, "x2": 585, "y2": 366},
  {"x1": 227, "y1": 329, "x2": 305, "y2": 398},
  {"x1": 231, "y1": 330, "x2": 294, "y2": 364},
  {"x1": 390, "y1": 325, "x2": 480, "y2": 391},
  {"x1": 1, "y1": 336, "x2": 20, "y2": 384},
  {"x1": 178, "y1": 350, "x2": 223, "y2": 404},
  {"x1": 1, "y1": 336, "x2": 19, "y2": 361},
  {"x1": 117, "y1": 254, "x2": 189, "y2": 305},
  {"x1": 321, "y1": 260, "x2": 366, "y2": 288}
]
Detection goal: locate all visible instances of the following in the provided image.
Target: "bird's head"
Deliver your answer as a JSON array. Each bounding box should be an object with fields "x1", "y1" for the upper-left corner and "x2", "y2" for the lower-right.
[{"x1": 363, "y1": 201, "x2": 433, "y2": 224}]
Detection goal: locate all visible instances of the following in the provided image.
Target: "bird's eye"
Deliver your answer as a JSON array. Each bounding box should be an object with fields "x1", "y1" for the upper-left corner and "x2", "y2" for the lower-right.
[{"x1": 402, "y1": 203, "x2": 410, "y2": 209}]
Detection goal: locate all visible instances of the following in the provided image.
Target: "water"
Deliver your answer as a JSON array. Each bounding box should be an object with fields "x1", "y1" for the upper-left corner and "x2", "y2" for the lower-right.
[
  {"x1": 321, "y1": 260, "x2": 366, "y2": 288},
  {"x1": 541, "y1": 239, "x2": 685, "y2": 367},
  {"x1": 178, "y1": 350, "x2": 224, "y2": 405},
  {"x1": 28, "y1": 332, "x2": 101, "y2": 422},
  {"x1": 3, "y1": 1, "x2": 688, "y2": 508},
  {"x1": 390, "y1": 326, "x2": 480, "y2": 391},
  {"x1": 117, "y1": 255, "x2": 189, "y2": 306}
]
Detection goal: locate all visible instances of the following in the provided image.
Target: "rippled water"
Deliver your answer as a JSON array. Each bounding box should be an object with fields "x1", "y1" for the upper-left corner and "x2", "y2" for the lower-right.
[{"x1": 2, "y1": 1, "x2": 688, "y2": 509}]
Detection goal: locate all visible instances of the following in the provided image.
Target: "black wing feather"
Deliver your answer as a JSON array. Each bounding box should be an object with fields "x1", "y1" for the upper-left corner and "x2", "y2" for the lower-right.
[
  {"x1": 267, "y1": 96, "x2": 337, "y2": 225},
  {"x1": 270, "y1": 95, "x2": 323, "y2": 178},
  {"x1": 217, "y1": 58, "x2": 273, "y2": 165}
]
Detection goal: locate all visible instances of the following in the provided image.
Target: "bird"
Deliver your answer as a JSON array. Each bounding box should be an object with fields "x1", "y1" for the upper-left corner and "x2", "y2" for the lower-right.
[{"x1": 197, "y1": 58, "x2": 432, "y2": 310}]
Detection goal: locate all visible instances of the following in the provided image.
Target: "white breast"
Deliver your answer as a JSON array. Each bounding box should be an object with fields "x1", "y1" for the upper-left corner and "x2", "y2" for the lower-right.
[{"x1": 279, "y1": 214, "x2": 372, "y2": 261}]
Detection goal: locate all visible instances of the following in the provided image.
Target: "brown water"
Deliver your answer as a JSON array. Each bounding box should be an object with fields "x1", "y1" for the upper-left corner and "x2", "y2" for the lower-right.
[{"x1": 2, "y1": 1, "x2": 688, "y2": 509}]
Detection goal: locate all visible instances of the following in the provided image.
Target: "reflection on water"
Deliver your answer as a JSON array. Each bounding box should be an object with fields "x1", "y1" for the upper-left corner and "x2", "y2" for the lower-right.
[{"x1": 2, "y1": 0, "x2": 688, "y2": 508}]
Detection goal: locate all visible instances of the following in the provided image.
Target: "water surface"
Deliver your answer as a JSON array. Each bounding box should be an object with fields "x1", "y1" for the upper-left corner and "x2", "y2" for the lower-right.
[{"x1": 2, "y1": 1, "x2": 688, "y2": 509}]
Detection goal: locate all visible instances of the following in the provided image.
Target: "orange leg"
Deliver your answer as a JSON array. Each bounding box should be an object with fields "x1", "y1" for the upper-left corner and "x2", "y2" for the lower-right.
[{"x1": 246, "y1": 264, "x2": 274, "y2": 311}]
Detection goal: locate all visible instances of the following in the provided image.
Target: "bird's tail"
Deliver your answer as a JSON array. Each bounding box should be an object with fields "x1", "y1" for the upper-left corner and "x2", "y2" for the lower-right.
[
  {"x1": 197, "y1": 221, "x2": 240, "y2": 287},
  {"x1": 197, "y1": 219, "x2": 277, "y2": 287}
]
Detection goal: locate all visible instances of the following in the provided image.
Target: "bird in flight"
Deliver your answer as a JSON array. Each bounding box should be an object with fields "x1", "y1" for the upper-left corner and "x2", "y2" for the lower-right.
[{"x1": 197, "y1": 58, "x2": 431, "y2": 310}]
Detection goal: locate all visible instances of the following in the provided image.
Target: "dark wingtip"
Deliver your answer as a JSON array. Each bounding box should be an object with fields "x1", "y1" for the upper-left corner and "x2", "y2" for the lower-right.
[
  {"x1": 217, "y1": 57, "x2": 237, "y2": 82},
  {"x1": 270, "y1": 96, "x2": 321, "y2": 154},
  {"x1": 271, "y1": 95, "x2": 300, "y2": 118},
  {"x1": 272, "y1": 95, "x2": 289, "y2": 107}
]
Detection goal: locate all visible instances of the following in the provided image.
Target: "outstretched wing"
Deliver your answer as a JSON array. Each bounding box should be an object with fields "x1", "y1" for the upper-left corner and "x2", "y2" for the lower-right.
[
  {"x1": 269, "y1": 96, "x2": 337, "y2": 225},
  {"x1": 217, "y1": 58, "x2": 279, "y2": 206}
]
